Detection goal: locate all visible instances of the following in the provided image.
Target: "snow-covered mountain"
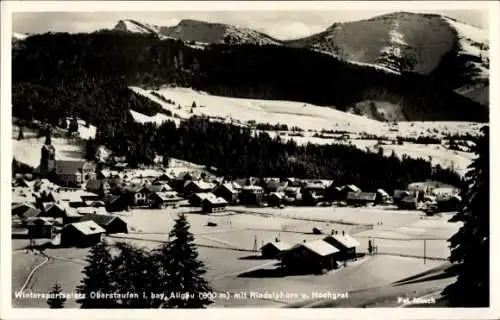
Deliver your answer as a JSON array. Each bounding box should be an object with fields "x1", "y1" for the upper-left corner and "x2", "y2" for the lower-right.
[
  {"x1": 114, "y1": 19, "x2": 162, "y2": 35},
  {"x1": 285, "y1": 12, "x2": 489, "y2": 105},
  {"x1": 113, "y1": 19, "x2": 281, "y2": 45}
]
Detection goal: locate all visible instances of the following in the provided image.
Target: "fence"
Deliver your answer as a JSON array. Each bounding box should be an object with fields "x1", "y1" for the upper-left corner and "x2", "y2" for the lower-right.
[{"x1": 360, "y1": 237, "x2": 449, "y2": 262}]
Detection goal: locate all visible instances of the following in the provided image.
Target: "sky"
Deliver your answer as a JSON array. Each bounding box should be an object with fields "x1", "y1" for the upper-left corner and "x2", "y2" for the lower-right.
[{"x1": 13, "y1": 9, "x2": 488, "y2": 40}]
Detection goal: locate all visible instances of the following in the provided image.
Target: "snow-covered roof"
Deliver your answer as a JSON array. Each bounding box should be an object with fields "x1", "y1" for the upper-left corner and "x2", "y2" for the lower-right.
[
  {"x1": 203, "y1": 196, "x2": 228, "y2": 205},
  {"x1": 291, "y1": 239, "x2": 339, "y2": 257},
  {"x1": 262, "y1": 241, "x2": 292, "y2": 252},
  {"x1": 324, "y1": 234, "x2": 360, "y2": 249},
  {"x1": 65, "y1": 221, "x2": 105, "y2": 235}
]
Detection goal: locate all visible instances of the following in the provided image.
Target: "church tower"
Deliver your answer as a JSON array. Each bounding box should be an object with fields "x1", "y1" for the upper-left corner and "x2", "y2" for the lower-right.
[{"x1": 40, "y1": 131, "x2": 56, "y2": 176}]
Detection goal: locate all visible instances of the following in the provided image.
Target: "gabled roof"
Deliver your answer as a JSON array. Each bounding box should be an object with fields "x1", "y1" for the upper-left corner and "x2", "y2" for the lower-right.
[
  {"x1": 377, "y1": 189, "x2": 390, "y2": 197},
  {"x1": 188, "y1": 180, "x2": 215, "y2": 191},
  {"x1": 145, "y1": 184, "x2": 173, "y2": 193},
  {"x1": 241, "y1": 185, "x2": 263, "y2": 191},
  {"x1": 344, "y1": 184, "x2": 361, "y2": 193},
  {"x1": 64, "y1": 221, "x2": 105, "y2": 235},
  {"x1": 202, "y1": 196, "x2": 228, "y2": 205},
  {"x1": 80, "y1": 214, "x2": 124, "y2": 227},
  {"x1": 153, "y1": 192, "x2": 183, "y2": 201},
  {"x1": 270, "y1": 192, "x2": 285, "y2": 199},
  {"x1": 394, "y1": 190, "x2": 411, "y2": 198},
  {"x1": 324, "y1": 234, "x2": 360, "y2": 249},
  {"x1": 291, "y1": 240, "x2": 339, "y2": 257},
  {"x1": 26, "y1": 217, "x2": 54, "y2": 226},
  {"x1": 192, "y1": 192, "x2": 216, "y2": 200},
  {"x1": 21, "y1": 207, "x2": 42, "y2": 219},
  {"x1": 261, "y1": 241, "x2": 292, "y2": 252},
  {"x1": 218, "y1": 183, "x2": 238, "y2": 194},
  {"x1": 346, "y1": 192, "x2": 376, "y2": 201},
  {"x1": 12, "y1": 203, "x2": 36, "y2": 217}
]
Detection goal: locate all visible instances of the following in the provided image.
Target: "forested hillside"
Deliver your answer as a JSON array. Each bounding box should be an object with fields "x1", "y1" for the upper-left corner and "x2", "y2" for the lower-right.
[
  {"x1": 13, "y1": 31, "x2": 487, "y2": 122},
  {"x1": 12, "y1": 31, "x2": 466, "y2": 190}
]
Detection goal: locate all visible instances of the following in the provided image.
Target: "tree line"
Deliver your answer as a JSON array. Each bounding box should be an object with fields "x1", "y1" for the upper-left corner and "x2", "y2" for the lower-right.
[{"x1": 84, "y1": 115, "x2": 463, "y2": 192}]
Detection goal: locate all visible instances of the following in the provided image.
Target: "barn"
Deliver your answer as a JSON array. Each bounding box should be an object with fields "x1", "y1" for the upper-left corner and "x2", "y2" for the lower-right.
[
  {"x1": 261, "y1": 241, "x2": 292, "y2": 259},
  {"x1": 60, "y1": 221, "x2": 105, "y2": 247},
  {"x1": 280, "y1": 240, "x2": 340, "y2": 274},
  {"x1": 323, "y1": 232, "x2": 360, "y2": 260},
  {"x1": 346, "y1": 192, "x2": 377, "y2": 206},
  {"x1": 80, "y1": 214, "x2": 128, "y2": 234}
]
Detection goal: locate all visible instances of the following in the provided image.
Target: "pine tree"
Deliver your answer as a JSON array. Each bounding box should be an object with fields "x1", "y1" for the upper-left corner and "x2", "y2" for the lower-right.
[
  {"x1": 76, "y1": 240, "x2": 118, "y2": 308},
  {"x1": 154, "y1": 213, "x2": 213, "y2": 308},
  {"x1": 111, "y1": 242, "x2": 158, "y2": 308},
  {"x1": 443, "y1": 126, "x2": 489, "y2": 307},
  {"x1": 47, "y1": 283, "x2": 66, "y2": 308}
]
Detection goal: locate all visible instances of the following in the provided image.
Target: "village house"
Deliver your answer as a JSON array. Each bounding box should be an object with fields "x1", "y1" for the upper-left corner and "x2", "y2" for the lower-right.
[
  {"x1": 54, "y1": 160, "x2": 97, "y2": 187},
  {"x1": 60, "y1": 221, "x2": 105, "y2": 247},
  {"x1": 346, "y1": 192, "x2": 377, "y2": 207},
  {"x1": 103, "y1": 194, "x2": 129, "y2": 212},
  {"x1": 261, "y1": 179, "x2": 288, "y2": 194},
  {"x1": 280, "y1": 239, "x2": 340, "y2": 274},
  {"x1": 26, "y1": 217, "x2": 55, "y2": 239},
  {"x1": 261, "y1": 241, "x2": 292, "y2": 259},
  {"x1": 149, "y1": 191, "x2": 183, "y2": 209},
  {"x1": 122, "y1": 185, "x2": 148, "y2": 206},
  {"x1": 184, "y1": 180, "x2": 215, "y2": 196},
  {"x1": 301, "y1": 189, "x2": 323, "y2": 206},
  {"x1": 239, "y1": 185, "x2": 264, "y2": 206},
  {"x1": 80, "y1": 214, "x2": 128, "y2": 234},
  {"x1": 340, "y1": 185, "x2": 362, "y2": 200},
  {"x1": 268, "y1": 192, "x2": 285, "y2": 207},
  {"x1": 284, "y1": 187, "x2": 302, "y2": 202},
  {"x1": 323, "y1": 231, "x2": 360, "y2": 260},
  {"x1": 189, "y1": 192, "x2": 216, "y2": 207},
  {"x1": 213, "y1": 183, "x2": 239, "y2": 204},
  {"x1": 398, "y1": 193, "x2": 419, "y2": 210},
  {"x1": 325, "y1": 185, "x2": 344, "y2": 202},
  {"x1": 201, "y1": 197, "x2": 228, "y2": 213},
  {"x1": 18, "y1": 207, "x2": 42, "y2": 220},
  {"x1": 376, "y1": 189, "x2": 391, "y2": 204},
  {"x1": 393, "y1": 190, "x2": 412, "y2": 205},
  {"x1": 12, "y1": 203, "x2": 37, "y2": 218}
]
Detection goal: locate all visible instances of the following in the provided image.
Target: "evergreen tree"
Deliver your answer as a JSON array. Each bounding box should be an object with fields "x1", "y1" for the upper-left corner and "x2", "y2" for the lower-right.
[
  {"x1": 111, "y1": 242, "x2": 159, "y2": 308},
  {"x1": 443, "y1": 126, "x2": 489, "y2": 307},
  {"x1": 47, "y1": 283, "x2": 66, "y2": 308},
  {"x1": 162, "y1": 154, "x2": 170, "y2": 168},
  {"x1": 154, "y1": 213, "x2": 213, "y2": 308},
  {"x1": 17, "y1": 127, "x2": 24, "y2": 140},
  {"x1": 76, "y1": 240, "x2": 118, "y2": 308}
]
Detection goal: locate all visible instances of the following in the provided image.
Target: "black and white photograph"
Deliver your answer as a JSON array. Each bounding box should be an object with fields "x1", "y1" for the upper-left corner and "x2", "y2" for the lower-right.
[{"x1": 1, "y1": 1, "x2": 498, "y2": 318}]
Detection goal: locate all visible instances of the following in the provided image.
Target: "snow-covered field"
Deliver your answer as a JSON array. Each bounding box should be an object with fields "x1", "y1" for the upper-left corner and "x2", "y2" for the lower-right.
[
  {"x1": 12, "y1": 126, "x2": 85, "y2": 168},
  {"x1": 12, "y1": 204, "x2": 459, "y2": 308},
  {"x1": 131, "y1": 86, "x2": 483, "y2": 136}
]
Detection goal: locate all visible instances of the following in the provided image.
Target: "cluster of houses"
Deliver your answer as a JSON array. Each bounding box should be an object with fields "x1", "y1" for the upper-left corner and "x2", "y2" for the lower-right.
[
  {"x1": 11, "y1": 140, "x2": 464, "y2": 249},
  {"x1": 261, "y1": 230, "x2": 361, "y2": 274},
  {"x1": 11, "y1": 178, "x2": 129, "y2": 248},
  {"x1": 392, "y1": 181, "x2": 462, "y2": 212}
]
